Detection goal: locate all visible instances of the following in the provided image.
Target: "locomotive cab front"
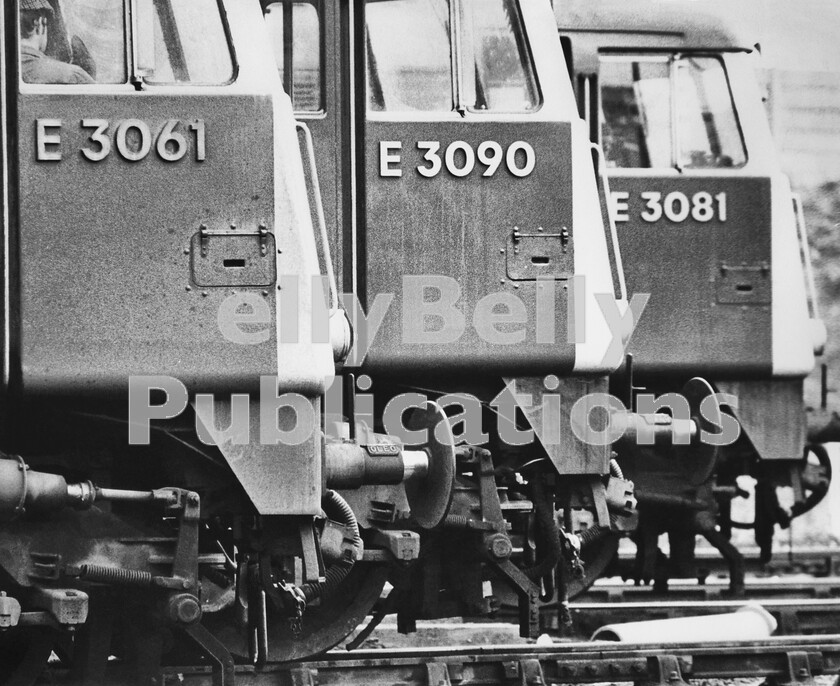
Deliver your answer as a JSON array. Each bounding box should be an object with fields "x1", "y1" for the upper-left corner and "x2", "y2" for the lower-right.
[
  {"x1": 557, "y1": 0, "x2": 828, "y2": 590},
  {"x1": 263, "y1": 0, "x2": 651, "y2": 640},
  {"x1": 0, "y1": 0, "x2": 347, "y2": 679}
]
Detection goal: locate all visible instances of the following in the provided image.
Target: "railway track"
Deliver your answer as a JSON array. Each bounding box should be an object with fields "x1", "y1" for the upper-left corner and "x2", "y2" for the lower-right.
[
  {"x1": 488, "y1": 575, "x2": 840, "y2": 637},
  {"x1": 565, "y1": 598, "x2": 840, "y2": 637},
  {"x1": 34, "y1": 575, "x2": 840, "y2": 684},
  {"x1": 613, "y1": 545, "x2": 840, "y2": 578},
  {"x1": 579, "y1": 576, "x2": 840, "y2": 602},
  {"x1": 142, "y1": 635, "x2": 840, "y2": 686}
]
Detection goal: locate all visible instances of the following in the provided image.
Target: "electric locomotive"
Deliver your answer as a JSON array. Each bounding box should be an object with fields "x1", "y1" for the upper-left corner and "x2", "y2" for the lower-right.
[
  {"x1": 556, "y1": 0, "x2": 830, "y2": 591},
  {"x1": 0, "y1": 0, "x2": 651, "y2": 681},
  {"x1": 266, "y1": 0, "x2": 739, "y2": 640},
  {"x1": 0, "y1": 0, "x2": 747, "y2": 682}
]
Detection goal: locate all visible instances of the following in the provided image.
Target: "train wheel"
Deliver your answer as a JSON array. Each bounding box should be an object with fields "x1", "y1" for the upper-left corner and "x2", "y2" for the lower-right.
[
  {"x1": 202, "y1": 562, "x2": 390, "y2": 664},
  {"x1": 791, "y1": 443, "x2": 832, "y2": 518}
]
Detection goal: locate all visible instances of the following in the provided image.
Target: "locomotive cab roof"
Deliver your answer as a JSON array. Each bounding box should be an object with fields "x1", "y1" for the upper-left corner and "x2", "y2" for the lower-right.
[{"x1": 555, "y1": 0, "x2": 755, "y2": 53}]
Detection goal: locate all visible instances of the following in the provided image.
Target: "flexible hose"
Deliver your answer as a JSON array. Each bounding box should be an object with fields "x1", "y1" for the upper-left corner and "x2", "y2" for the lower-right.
[
  {"x1": 300, "y1": 490, "x2": 361, "y2": 603},
  {"x1": 578, "y1": 514, "x2": 619, "y2": 549},
  {"x1": 609, "y1": 458, "x2": 624, "y2": 480}
]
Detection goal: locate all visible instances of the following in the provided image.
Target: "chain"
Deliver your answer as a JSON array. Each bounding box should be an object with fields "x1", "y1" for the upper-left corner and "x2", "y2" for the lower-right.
[
  {"x1": 275, "y1": 580, "x2": 306, "y2": 637},
  {"x1": 561, "y1": 531, "x2": 585, "y2": 579}
]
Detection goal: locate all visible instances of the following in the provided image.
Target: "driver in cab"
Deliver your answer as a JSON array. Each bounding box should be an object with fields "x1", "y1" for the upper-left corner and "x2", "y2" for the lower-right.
[{"x1": 19, "y1": 0, "x2": 94, "y2": 84}]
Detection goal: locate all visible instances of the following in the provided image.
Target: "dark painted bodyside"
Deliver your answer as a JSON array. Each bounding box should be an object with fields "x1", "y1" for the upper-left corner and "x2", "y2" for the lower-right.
[
  {"x1": 361, "y1": 121, "x2": 575, "y2": 375},
  {"x1": 614, "y1": 176, "x2": 772, "y2": 377},
  {"x1": 14, "y1": 94, "x2": 277, "y2": 396}
]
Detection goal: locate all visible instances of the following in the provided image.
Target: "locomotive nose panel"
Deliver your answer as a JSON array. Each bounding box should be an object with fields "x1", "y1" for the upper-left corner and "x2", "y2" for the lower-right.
[
  {"x1": 612, "y1": 176, "x2": 772, "y2": 376},
  {"x1": 15, "y1": 94, "x2": 279, "y2": 395},
  {"x1": 360, "y1": 121, "x2": 576, "y2": 376}
]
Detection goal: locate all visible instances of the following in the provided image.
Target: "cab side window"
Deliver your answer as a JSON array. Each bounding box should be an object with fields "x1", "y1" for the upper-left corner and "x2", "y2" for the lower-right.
[
  {"x1": 143, "y1": 0, "x2": 234, "y2": 84},
  {"x1": 600, "y1": 54, "x2": 746, "y2": 169},
  {"x1": 365, "y1": 0, "x2": 540, "y2": 114},
  {"x1": 19, "y1": 0, "x2": 235, "y2": 86},
  {"x1": 460, "y1": 0, "x2": 539, "y2": 112},
  {"x1": 365, "y1": 0, "x2": 451, "y2": 112},
  {"x1": 264, "y1": 1, "x2": 323, "y2": 113},
  {"x1": 599, "y1": 58, "x2": 670, "y2": 168},
  {"x1": 676, "y1": 57, "x2": 746, "y2": 169},
  {"x1": 19, "y1": 0, "x2": 125, "y2": 84}
]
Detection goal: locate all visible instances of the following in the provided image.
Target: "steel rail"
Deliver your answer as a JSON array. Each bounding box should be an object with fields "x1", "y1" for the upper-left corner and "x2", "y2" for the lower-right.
[
  {"x1": 564, "y1": 598, "x2": 840, "y2": 637},
  {"x1": 153, "y1": 635, "x2": 840, "y2": 686},
  {"x1": 578, "y1": 576, "x2": 840, "y2": 602},
  {"x1": 490, "y1": 577, "x2": 840, "y2": 636},
  {"x1": 614, "y1": 545, "x2": 840, "y2": 577}
]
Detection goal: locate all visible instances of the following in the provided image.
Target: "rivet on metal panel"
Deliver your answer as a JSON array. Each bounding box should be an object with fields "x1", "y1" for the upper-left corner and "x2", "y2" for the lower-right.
[
  {"x1": 185, "y1": 286, "x2": 191, "y2": 292},
  {"x1": 230, "y1": 223, "x2": 237, "y2": 230},
  {"x1": 183, "y1": 248, "x2": 190, "y2": 255},
  {"x1": 201, "y1": 291, "x2": 208, "y2": 297}
]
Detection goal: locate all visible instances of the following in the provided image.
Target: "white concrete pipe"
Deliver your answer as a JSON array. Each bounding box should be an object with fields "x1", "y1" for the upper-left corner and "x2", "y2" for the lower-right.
[{"x1": 591, "y1": 604, "x2": 777, "y2": 643}]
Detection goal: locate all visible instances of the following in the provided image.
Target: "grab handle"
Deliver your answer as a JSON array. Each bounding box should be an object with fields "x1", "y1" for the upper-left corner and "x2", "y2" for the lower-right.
[
  {"x1": 591, "y1": 143, "x2": 628, "y2": 302},
  {"x1": 296, "y1": 121, "x2": 339, "y2": 312}
]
